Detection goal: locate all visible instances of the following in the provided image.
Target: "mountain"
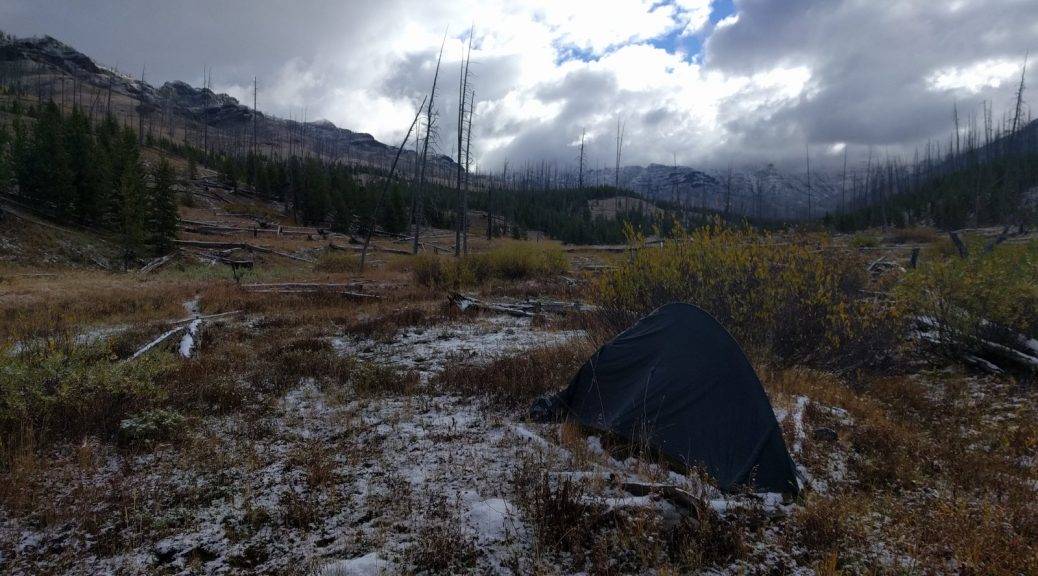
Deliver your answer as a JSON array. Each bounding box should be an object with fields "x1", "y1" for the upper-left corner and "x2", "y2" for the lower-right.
[
  {"x1": 586, "y1": 163, "x2": 845, "y2": 219},
  {"x1": 0, "y1": 34, "x2": 457, "y2": 175},
  {"x1": 0, "y1": 33, "x2": 846, "y2": 220}
]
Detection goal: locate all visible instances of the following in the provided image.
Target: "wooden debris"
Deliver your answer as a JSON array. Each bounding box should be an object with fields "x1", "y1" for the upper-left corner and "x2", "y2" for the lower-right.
[
  {"x1": 948, "y1": 231, "x2": 969, "y2": 259},
  {"x1": 173, "y1": 239, "x2": 315, "y2": 263},
  {"x1": 914, "y1": 316, "x2": 1038, "y2": 373},
  {"x1": 139, "y1": 253, "x2": 176, "y2": 274},
  {"x1": 449, "y1": 293, "x2": 598, "y2": 317},
  {"x1": 125, "y1": 325, "x2": 186, "y2": 361},
  {"x1": 450, "y1": 293, "x2": 535, "y2": 317},
  {"x1": 242, "y1": 282, "x2": 379, "y2": 299}
]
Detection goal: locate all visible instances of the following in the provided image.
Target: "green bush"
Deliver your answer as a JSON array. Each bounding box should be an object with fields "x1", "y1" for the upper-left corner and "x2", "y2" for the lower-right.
[
  {"x1": 849, "y1": 232, "x2": 880, "y2": 248},
  {"x1": 119, "y1": 408, "x2": 186, "y2": 443},
  {"x1": 896, "y1": 240, "x2": 1038, "y2": 345},
  {"x1": 0, "y1": 344, "x2": 171, "y2": 464}
]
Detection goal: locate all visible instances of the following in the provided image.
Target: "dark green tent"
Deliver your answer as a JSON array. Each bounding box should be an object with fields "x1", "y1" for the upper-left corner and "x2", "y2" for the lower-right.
[{"x1": 535, "y1": 303, "x2": 799, "y2": 494}]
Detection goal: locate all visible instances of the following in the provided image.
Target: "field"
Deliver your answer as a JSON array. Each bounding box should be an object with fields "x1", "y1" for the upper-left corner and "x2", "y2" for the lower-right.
[{"x1": 1, "y1": 173, "x2": 1037, "y2": 575}]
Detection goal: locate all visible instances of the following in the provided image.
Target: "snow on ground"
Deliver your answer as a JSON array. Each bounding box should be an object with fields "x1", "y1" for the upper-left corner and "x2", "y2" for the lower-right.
[
  {"x1": 0, "y1": 380, "x2": 538, "y2": 575},
  {"x1": 331, "y1": 314, "x2": 586, "y2": 381}
]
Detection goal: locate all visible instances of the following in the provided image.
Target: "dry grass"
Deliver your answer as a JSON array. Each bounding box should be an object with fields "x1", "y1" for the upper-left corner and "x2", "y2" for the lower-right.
[
  {"x1": 412, "y1": 241, "x2": 568, "y2": 288},
  {"x1": 433, "y1": 340, "x2": 593, "y2": 408},
  {"x1": 509, "y1": 451, "x2": 749, "y2": 574},
  {"x1": 0, "y1": 269, "x2": 199, "y2": 343}
]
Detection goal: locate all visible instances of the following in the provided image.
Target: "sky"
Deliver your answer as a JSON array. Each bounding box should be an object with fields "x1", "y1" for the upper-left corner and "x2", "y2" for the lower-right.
[{"x1": 2, "y1": 0, "x2": 1036, "y2": 172}]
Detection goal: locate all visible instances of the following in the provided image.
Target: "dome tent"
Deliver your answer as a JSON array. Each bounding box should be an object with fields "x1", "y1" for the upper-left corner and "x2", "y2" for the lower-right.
[{"x1": 533, "y1": 303, "x2": 799, "y2": 494}]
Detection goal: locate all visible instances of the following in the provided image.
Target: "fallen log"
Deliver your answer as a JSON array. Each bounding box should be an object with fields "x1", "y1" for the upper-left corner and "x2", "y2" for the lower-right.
[
  {"x1": 914, "y1": 316, "x2": 1038, "y2": 373},
  {"x1": 329, "y1": 242, "x2": 411, "y2": 256},
  {"x1": 242, "y1": 282, "x2": 367, "y2": 291},
  {"x1": 125, "y1": 325, "x2": 186, "y2": 361},
  {"x1": 169, "y1": 310, "x2": 243, "y2": 325},
  {"x1": 619, "y1": 481, "x2": 705, "y2": 518},
  {"x1": 983, "y1": 225, "x2": 1012, "y2": 253},
  {"x1": 244, "y1": 288, "x2": 380, "y2": 299},
  {"x1": 139, "y1": 253, "x2": 176, "y2": 274},
  {"x1": 173, "y1": 240, "x2": 315, "y2": 263},
  {"x1": 450, "y1": 292, "x2": 535, "y2": 317}
]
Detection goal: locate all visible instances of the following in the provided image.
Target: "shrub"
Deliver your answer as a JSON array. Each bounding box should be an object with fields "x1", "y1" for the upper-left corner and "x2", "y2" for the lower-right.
[
  {"x1": 896, "y1": 240, "x2": 1038, "y2": 345},
  {"x1": 119, "y1": 408, "x2": 186, "y2": 443},
  {"x1": 887, "y1": 226, "x2": 939, "y2": 244},
  {"x1": 406, "y1": 493, "x2": 479, "y2": 573},
  {"x1": 314, "y1": 250, "x2": 359, "y2": 274},
  {"x1": 849, "y1": 232, "x2": 880, "y2": 248},
  {"x1": 0, "y1": 344, "x2": 171, "y2": 465},
  {"x1": 412, "y1": 252, "x2": 447, "y2": 287},
  {"x1": 594, "y1": 224, "x2": 902, "y2": 369},
  {"x1": 412, "y1": 242, "x2": 568, "y2": 288}
]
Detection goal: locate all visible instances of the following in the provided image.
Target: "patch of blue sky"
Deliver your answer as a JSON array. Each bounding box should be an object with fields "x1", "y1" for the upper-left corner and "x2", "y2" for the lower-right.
[{"x1": 553, "y1": 0, "x2": 738, "y2": 65}]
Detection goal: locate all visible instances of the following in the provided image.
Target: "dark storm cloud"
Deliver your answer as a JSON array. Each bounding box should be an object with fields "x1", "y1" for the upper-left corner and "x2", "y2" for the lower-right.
[
  {"x1": 705, "y1": 0, "x2": 1038, "y2": 164},
  {"x1": 2, "y1": 0, "x2": 1036, "y2": 170}
]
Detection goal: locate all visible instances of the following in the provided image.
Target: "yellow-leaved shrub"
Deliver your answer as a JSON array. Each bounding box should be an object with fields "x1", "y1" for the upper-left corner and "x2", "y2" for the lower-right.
[{"x1": 594, "y1": 224, "x2": 903, "y2": 368}]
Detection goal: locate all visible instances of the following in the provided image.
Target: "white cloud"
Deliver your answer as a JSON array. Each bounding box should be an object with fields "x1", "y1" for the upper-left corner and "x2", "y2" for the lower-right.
[
  {"x1": 676, "y1": 0, "x2": 713, "y2": 35},
  {"x1": 926, "y1": 58, "x2": 1021, "y2": 94}
]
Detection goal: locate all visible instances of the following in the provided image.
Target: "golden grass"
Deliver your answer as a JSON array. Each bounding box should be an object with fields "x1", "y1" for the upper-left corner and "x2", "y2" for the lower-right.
[{"x1": 412, "y1": 241, "x2": 569, "y2": 288}]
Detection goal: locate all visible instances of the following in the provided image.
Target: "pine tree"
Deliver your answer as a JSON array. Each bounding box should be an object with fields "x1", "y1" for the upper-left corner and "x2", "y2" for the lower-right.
[
  {"x1": 220, "y1": 155, "x2": 237, "y2": 189},
  {"x1": 383, "y1": 186, "x2": 408, "y2": 233},
  {"x1": 0, "y1": 123, "x2": 9, "y2": 192},
  {"x1": 149, "y1": 158, "x2": 178, "y2": 255},
  {"x1": 24, "y1": 102, "x2": 74, "y2": 216},
  {"x1": 116, "y1": 129, "x2": 146, "y2": 265},
  {"x1": 64, "y1": 107, "x2": 102, "y2": 224}
]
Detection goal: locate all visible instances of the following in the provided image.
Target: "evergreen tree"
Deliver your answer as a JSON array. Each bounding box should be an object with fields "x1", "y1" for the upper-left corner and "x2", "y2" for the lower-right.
[
  {"x1": 116, "y1": 129, "x2": 146, "y2": 265},
  {"x1": 220, "y1": 155, "x2": 238, "y2": 189},
  {"x1": 0, "y1": 124, "x2": 9, "y2": 192},
  {"x1": 64, "y1": 107, "x2": 102, "y2": 224},
  {"x1": 383, "y1": 186, "x2": 408, "y2": 233},
  {"x1": 23, "y1": 102, "x2": 74, "y2": 217},
  {"x1": 149, "y1": 158, "x2": 178, "y2": 254}
]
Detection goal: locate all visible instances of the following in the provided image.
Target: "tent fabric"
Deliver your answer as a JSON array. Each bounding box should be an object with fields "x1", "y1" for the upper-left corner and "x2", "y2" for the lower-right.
[{"x1": 537, "y1": 302, "x2": 799, "y2": 494}]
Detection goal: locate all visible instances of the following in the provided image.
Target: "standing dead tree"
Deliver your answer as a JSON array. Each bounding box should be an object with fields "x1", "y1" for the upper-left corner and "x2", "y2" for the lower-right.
[
  {"x1": 462, "y1": 87, "x2": 474, "y2": 254},
  {"x1": 614, "y1": 116, "x2": 625, "y2": 190},
  {"x1": 455, "y1": 27, "x2": 474, "y2": 257},
  {"x1": 412, "y1": 31, "x2": 448, "y2": 255},
  {"x1": 360, "y1": 96, "x2": 427, "y2": 271},
  {"x1": 578, "y1": 128, "x2": 586, "y2": 189},
  {"x1": 1011, "y1": 52, "x2": 1028, "y2": 136}
]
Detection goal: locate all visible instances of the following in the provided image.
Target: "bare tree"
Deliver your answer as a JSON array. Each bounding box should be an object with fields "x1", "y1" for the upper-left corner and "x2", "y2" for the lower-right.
[
  {"x1": 455, "y1": 27, "x2": 474, "y2": 257},
  {"x1": 577, "y1": 128, "x2": 586, "y2": 189},
  {"x1": 412, "y1": 31, "x2": 448, "y2": 255},
  {"x1": 614, "y1": 116, "x2": 625, "y2": 190},
  {"x1": 361, "y1": 95, "x2": 427, "y2": 271},
  {"x1": 805, "y1": 144, "x2": 812, "y2": 219}
]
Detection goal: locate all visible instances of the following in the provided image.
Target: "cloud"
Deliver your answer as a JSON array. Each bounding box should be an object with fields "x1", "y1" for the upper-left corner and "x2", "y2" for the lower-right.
[{"x1": 2, "y1": 0, "x2": 1035, "y2": 171}]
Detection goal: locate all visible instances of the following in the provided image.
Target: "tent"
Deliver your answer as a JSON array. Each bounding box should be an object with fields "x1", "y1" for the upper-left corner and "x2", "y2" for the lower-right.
[{"x1": 533, "y1": 302, "x2": 799, "y2": 494}]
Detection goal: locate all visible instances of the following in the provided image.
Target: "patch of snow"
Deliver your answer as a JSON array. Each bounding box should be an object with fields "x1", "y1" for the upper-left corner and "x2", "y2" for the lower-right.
[
  {"x1": 320, "y1": 552, "x2": 386, "y2": 576},
  {"x1": 466, "y1": 498, "x2": 519, "y2": 543},
  {"x1": 179, "y1": 319, "x2": 200, "y2": 358},
  {"x1": 331, "y1": 315, "x2": 585, "y2": 382}
]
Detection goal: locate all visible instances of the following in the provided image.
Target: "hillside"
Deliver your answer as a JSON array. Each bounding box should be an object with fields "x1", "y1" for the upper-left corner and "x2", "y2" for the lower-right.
[{"x1": 0, "y1": 35, "x2": 458, "y2": 177}]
